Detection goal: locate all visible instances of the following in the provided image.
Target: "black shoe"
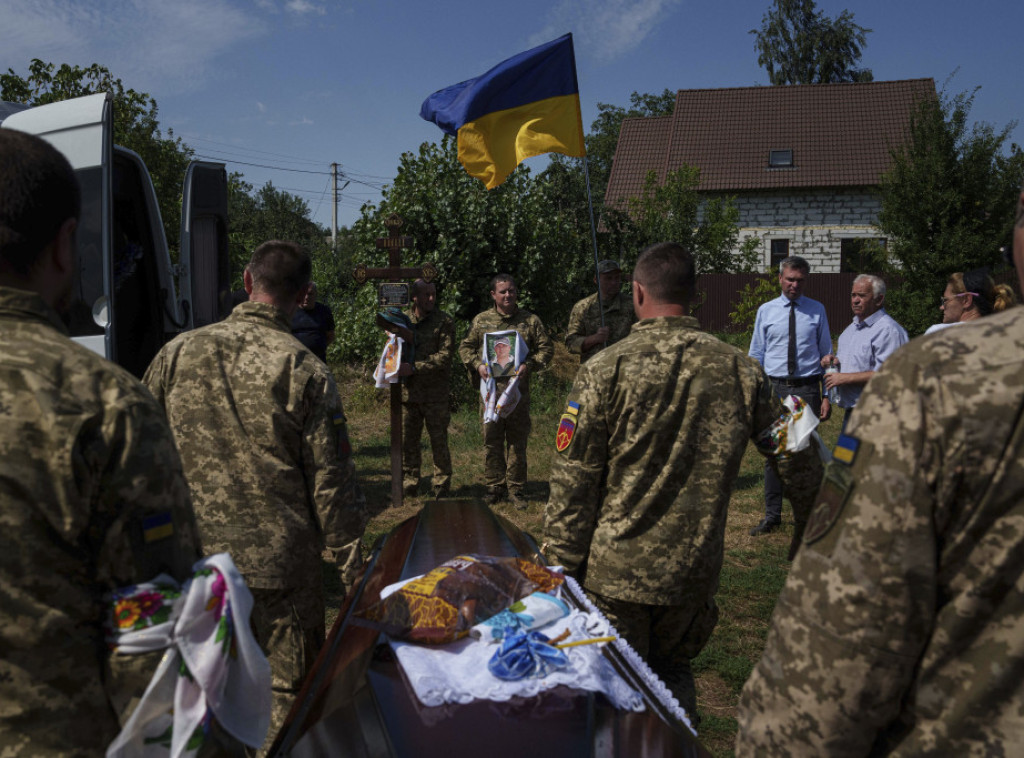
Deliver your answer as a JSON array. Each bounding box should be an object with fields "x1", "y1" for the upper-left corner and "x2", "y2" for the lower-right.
[
  {"x1": 749, "y1": 518, "x2": 781, "y2": 536},
  {"x1": 433, "y1": 486, "x2": 451, "y2": 500},
  {"x1": 508, "y1": 491, "x2": 528, "y2": 510},
  {"x1": 402, "y1": 484, "x2": 418, "y2": 498},
  {"x1": 484, "y1": 488, "x2": 505, "y2": 506}
]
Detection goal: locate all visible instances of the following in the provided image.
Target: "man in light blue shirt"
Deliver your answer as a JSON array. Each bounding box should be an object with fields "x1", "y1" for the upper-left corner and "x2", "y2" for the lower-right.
[
  {"x1": 748, "y1": 256, "x2": 832, "y2": 538},
  {"x1": 824, "y1": 274, "x2": 908, "y2": 431}
]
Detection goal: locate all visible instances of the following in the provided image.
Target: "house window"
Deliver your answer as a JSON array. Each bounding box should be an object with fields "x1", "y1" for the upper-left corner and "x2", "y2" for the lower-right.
[
  {"x1": 769, "y1": 149, "x2": 793, "y2": 168},
  {"x1": 770, "y1": 239, "x2": 790, "y2": 269},
  {"x1": 840, "y1": 237, "x2": 886, "y2": 273}
]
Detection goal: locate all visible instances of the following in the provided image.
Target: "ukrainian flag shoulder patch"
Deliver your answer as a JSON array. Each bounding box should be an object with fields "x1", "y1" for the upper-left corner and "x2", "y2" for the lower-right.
[
  {"x1": 142, "y1": 512, "x2": 174, "y2": 543},
  {"x1": 833, "y1": 433, "x2": 860, "y2": 465}
]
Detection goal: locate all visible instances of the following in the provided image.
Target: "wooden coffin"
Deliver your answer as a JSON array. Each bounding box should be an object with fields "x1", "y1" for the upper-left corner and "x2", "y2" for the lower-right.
[{"x1": 268, "y1": 498, "x2": 711, "y2": 758}]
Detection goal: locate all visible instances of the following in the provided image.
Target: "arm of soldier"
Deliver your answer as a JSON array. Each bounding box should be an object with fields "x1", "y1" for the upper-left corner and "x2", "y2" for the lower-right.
[
  {"x1": 97, "y1": 391, "x2": 202, "y2": 586},
  {"x1": 141, "y1": 347, "x2": 169, "y2": 408},
  {"x1": 527, "y1": 315, "x2": 555, "y2": 372},
  {"x1": 737, "y1": 357, "x2": 938, "y2": 756},
  {"x1": 542, "y1": 373, "x2": 607, "y2": 576},
  {"x1": 326, "y1": 305, "x2": 336, "y2": 344},
  {"x1": 303, "y1": 373, "x2": 370, "y2": 593},
  {"x1": 564, "y1": 300, "x2": 587, "y2": 355},
  {"x1": 458, "y1": 318, "x2": 484, "y2": 371},
  {"x1": 415, "y1": 314, "x2": 455, "y2": 376}
]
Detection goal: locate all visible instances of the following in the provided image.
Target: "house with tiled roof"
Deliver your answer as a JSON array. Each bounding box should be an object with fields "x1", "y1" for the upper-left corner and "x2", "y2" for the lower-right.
[{"x1": 603, "y1": 79, "x2": 936, "y2": 272}]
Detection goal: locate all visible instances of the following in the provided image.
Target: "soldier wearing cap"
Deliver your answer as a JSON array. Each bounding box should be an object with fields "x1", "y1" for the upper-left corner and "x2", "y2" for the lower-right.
[
  {"x1": 398, "y1": 278, "x2": 455, "y2": 499},
  {"x1": 565, "y1": 259, "x2": 636, "y2": 364},
  {"x1": 0, "y1": 129, "x2": 202, "y2": 754},
  {"x1": 144, "y1": 240, "x2": 369, "y2": 740},
  {"x1": 736, "y1": 183, "x2": 1024, "y2": 754}
]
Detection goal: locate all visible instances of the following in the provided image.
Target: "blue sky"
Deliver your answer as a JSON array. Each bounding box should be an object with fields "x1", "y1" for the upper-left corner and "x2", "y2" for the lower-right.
[{"x1": 2, "y1": 0, "x2": 1022, "y2": 231}]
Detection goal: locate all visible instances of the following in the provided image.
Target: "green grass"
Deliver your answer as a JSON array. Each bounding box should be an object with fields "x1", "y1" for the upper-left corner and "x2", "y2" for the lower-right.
[{"x1": 329, "y1": 346, "x2": 843, "y2": 758}]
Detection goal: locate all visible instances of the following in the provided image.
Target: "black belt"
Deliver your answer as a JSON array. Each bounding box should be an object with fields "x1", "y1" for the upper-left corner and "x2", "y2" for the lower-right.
[{"x1": 769, "y1": 375, "x2": 822, "y2": 387}]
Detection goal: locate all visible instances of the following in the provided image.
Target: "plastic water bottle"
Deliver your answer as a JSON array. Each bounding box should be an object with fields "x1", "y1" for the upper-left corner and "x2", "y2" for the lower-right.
[{"x1": 825, "y1": 361, "x2": 841, "y2": 405}]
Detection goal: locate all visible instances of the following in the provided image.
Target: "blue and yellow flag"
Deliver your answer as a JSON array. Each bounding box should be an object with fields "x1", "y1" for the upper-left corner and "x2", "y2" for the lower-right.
[{"x1": 420, "y1": 33, "x2": 586, "y2": 189}]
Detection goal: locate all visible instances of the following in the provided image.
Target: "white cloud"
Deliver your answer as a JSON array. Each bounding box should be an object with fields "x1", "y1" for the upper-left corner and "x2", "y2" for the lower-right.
[
  {"x1": 284, "y1": 0, "x2": 326, "y2": 15},
  {"x1": 0, "y1": 0, "x2": 266, "y2": 95},
  {"x1": 531, "y1": 0, "x2": 682, "y2": 62}
]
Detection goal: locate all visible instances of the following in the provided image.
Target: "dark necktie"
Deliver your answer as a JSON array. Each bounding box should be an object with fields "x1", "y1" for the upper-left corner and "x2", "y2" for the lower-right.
[{"x1": 787, "y1": 300, "x2": 797, "y2": 377}]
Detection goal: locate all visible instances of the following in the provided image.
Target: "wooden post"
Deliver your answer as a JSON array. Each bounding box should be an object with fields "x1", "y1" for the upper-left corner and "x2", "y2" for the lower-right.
[{"x1": 354, "y1": 214, "x2": 436, "y2": 507}]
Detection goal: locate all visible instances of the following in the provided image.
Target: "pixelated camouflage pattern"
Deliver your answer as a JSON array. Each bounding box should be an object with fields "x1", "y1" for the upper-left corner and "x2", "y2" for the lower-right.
[
  {"x1": 543, "y1": 315, "x2": 822, "y2": 607},
  {"x1": 143, "y1": 302, "x2": 369, "y2": 592},
  {"x1": 565, "y1": 290, "x2": 636, "y2": 363},
  {"x1": 737, "y1": 307, "x2": 1024, "y2": 756},
  {"x1": 0, "y1": 287, "x2": 202, "y2": 756},
  {"x1": 402, "y1": 307, "x2": 455, "y2": 403},
  {"x1": 458, "y1": 306, "x2": 554, "y2": 491},
  {"x1": 402, "y1": 308, "x2": 455, "y2": 491}
]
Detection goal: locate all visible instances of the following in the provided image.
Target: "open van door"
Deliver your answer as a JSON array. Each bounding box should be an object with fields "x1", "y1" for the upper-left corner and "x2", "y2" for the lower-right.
[
  {"x1": 1, "y1": 92, "x2": 114, "y2": 360},
  {"x1": 179, "y1": 162, "x2": 229, "y2": 330}
]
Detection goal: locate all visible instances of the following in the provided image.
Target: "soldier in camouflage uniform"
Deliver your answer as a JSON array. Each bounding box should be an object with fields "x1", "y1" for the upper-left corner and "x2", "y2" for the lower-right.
[
  {"x1": 565, "y1": 259, "x2": 636, "y2": 363},
  {"x1": 458, "y1": 273, "x2": 554, "y2": 508},
  {"x1": 399, "y1": 279, "x2": 455, "y2": 498},
  {"x1": 735, "y1": 189, "x2": 1024, "y2": 756},
  {"x1": 0, "y1": 130, "x2": 202, "y2": 756},
  {"x1": 144, "y1": 240, "x2": 369, "y2": 744},
  {"x1": 544, "y1": 242, "x2": 822, "y2": 722}
]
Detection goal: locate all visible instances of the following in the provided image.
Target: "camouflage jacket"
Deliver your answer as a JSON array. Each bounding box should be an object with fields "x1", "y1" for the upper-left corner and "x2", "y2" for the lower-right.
[
  {"x1": 144, "y1": 302, "x2": 367, "y2": 590},
  {"x1": 543, "y1": 316, "x2": 822, "y2": 606},
  {"x1": 565, "y1": 290, "x2": 636, "y2": 363},
  {"x1": 457, "y1": 306, "x2": 554, "y2": 394},
  {"x1": 737, "y1": 307, "x2": 1024, "y2": 756},
  {"x1": 0, "y1": 287, "x2": 201, "y2": 755},
  {"x1": 402, "y1": 307, "x2": 455, "y2": 404}
]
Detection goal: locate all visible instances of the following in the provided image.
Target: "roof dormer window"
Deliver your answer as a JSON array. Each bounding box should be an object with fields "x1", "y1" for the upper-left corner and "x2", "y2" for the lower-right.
[{"x1": 769, "y1": 149, "x2": 794, "y2": 168}]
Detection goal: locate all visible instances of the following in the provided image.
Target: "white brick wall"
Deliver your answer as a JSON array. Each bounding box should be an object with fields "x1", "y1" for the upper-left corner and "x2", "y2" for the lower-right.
[{"x1": 714, "y1": 188, "x2": 884, "y2": 273}]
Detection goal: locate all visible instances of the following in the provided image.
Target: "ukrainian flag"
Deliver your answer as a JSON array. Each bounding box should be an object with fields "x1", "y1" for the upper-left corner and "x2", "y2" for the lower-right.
[{"x1": 420, "y1": 33, "x2": 586, "y2": 189}]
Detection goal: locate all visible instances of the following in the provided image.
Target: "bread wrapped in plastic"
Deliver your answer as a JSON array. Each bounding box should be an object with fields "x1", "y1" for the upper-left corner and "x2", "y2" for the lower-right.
[{"x1": 356, "y1": 554, "x2": 563, "y2": 644}]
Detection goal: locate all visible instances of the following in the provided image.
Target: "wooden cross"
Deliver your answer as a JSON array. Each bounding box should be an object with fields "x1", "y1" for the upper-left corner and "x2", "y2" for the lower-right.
[{"x1": 354, "y1": 213, "x2": 436, "y2": 508}]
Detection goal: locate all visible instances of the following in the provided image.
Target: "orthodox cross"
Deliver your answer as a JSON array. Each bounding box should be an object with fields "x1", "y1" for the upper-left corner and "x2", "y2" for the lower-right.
[{"x1": 354, "y1": 214, "x2": 436, "y2": 507}]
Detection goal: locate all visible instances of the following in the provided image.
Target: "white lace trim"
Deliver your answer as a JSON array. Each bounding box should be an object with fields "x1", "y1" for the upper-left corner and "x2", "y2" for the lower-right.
[{"x1": 563, "y1": 575, "x2": 696, "y2": 735}]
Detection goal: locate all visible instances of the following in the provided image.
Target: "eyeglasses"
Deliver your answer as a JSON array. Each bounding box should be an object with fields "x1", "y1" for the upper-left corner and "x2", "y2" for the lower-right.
[{"x1": 939, "y1": 292, "x2": 979, "y2": 306}]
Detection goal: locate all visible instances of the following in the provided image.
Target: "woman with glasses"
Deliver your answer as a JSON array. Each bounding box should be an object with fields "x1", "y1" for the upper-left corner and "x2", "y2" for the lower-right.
[{"x1": 924, "y1": 268, "x2": 1017, "y2": 334}]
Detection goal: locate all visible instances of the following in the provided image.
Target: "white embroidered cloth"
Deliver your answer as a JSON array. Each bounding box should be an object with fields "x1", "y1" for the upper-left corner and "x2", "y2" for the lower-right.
[
  {"x1": 106, "y1": 553, "x2": 271, "y2": 757},
  {"x1": 373, "y1": 333, "x2": 405, "y2": 388}
]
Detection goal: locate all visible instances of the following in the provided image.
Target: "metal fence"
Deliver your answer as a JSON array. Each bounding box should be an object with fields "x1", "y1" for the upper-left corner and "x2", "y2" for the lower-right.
[{"x1": 694, "y1": 273, "x2": 860, "y2": 335}]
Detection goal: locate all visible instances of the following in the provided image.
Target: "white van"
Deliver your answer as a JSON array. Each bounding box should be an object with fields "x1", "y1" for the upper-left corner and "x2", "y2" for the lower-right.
[{"x1": 0, "y1": 92, "x2": 229, "y2": 377}]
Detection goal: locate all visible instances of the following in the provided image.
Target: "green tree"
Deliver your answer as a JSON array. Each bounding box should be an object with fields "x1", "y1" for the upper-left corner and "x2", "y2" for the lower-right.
[
  {"x1": 578, "y1": 89, "x2": 676, "y2": 205},
  {"x1": 875, "y1": 86, "x2": 1024, "y2": 334},
  {"x1": 1, "y1": 59, "x2": 194, "y2": 256},
  {"x1": 751, "y1": 0, "x2": 872, "y2": 85},
  {"x1": 336, "y1": 137, "x2": 595, "y2": 364},
  {"x1": 625, "y1": 168, "x2": 760, "y2": 274}
]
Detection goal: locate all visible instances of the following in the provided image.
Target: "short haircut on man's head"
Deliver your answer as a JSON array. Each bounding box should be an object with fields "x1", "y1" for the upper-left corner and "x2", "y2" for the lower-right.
[
  {"x1": 633, "y1": 242, "x2": 695, "y2": 305},
  {"x1": 490, "y1": 273, "x2": 515, "y2": 291},
  {"x1": 247, "y1": 240, "x2": 311, "y2": 301},
  {"x1": 779, "y1": 255, "x2": 810, "y2": 275},
  {"x1": 853, "y1": 273, "x2": 885, "y2": 298},
  {"x1": 0, "y1": 129, "x2": 81, "y2": 276}
]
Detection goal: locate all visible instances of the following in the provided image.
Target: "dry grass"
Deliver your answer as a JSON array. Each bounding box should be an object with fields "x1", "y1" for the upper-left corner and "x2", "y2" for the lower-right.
[{"x1": 329, "y1": 349, "x2": 843, "y2": 758}]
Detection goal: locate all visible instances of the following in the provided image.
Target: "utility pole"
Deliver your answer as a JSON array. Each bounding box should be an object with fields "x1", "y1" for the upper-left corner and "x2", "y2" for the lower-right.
[{"x1": 331, "y1": 162, "x2": 338, "y2": 255}]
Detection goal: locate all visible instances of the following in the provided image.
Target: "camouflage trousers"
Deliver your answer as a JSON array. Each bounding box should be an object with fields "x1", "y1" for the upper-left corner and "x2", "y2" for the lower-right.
[
  {"x1": 589, "y1": 590, "x2": 719, "y2": 724},
  {"x1": 481, "y1": 392, "x2": 531, "y2": 493},
  {"x1": 402, "y1": 399, "x2": 452, "y2": 494},
  {"x1": 249, "y1": 583, "x2": 325, "y2": 753}
]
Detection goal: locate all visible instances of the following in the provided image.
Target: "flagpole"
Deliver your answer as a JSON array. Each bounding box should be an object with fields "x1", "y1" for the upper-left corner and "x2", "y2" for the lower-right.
[{"x1": 582, "y1": 154, "x2": 606, "y2": 331}]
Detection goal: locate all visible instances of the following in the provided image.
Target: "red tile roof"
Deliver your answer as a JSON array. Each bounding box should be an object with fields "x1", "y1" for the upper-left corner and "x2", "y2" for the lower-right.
[{"x1": 604, "y1": 78, "x2": 936, "y2": 208}]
